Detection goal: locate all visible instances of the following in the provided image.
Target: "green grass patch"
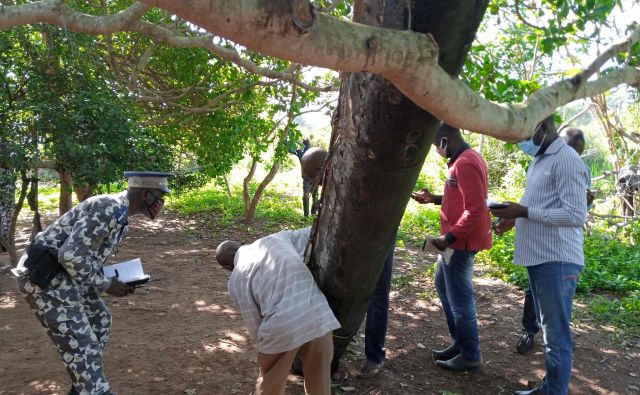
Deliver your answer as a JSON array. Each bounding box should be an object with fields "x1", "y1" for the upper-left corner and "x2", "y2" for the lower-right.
[
  {"x1": 399, "y1": 202, "x2": 639, "y2": 335},
  {"x1": 580, "y1": 234, "x2": 640, "y2": 294},
  {"x1": 398, "y1": 205, "x2": 440, "y2": 247},
  {"x1": 22, "y1": 183, "x2": 64, "y2": 212},
  {"x1": 476, "y1": 230, "x2": 529, "y2": 288},
  {"x1": 584, "y1": 291, "x2": 640, "y2": 337},
  {"x1": 169, "y1": 182, "x2": 311, "y2": 231},
  {"x1": 475, "y1": 229, "x2": 639, "y2": 295},
  {"x1": 392, "y1": 273, "x2": 416, "y2": 288},
  {"x1": 476, "y1": 227, "x2": 639, "y2": 336}
]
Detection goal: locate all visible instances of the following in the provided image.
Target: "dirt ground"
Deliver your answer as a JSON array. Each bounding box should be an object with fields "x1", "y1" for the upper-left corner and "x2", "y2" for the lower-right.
[{"x1": 1, "y1": 211, "x2": 639, "y2": 395}]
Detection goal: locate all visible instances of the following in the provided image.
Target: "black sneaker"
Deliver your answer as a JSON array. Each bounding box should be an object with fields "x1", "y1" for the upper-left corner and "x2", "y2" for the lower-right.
[{"x1": 516, "y1": 333, "x2": 535, "y2": 354}]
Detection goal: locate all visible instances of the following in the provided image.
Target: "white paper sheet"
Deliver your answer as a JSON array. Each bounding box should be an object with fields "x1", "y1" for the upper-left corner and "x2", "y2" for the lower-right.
[
  {"x1": 422, "y1": 235, "x2": 454, "y2": 265},
  {"x1": 103, "y1": 258, "x2": 149, "y2": 284}
]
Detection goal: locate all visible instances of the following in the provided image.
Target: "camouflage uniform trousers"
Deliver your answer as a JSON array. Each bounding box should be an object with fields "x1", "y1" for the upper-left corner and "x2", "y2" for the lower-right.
[{"x1": 17, "y1": 276, "x2": 113, "y2": 395}]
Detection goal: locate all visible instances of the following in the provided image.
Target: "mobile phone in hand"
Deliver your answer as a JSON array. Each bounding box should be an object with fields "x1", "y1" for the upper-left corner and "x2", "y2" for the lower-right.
[
  {"x1": 488, "y1": 202, "x2": 509, "y2": 209},
  {"x1": 492, "y1": 218, "x2": 502, "y2": 232}
]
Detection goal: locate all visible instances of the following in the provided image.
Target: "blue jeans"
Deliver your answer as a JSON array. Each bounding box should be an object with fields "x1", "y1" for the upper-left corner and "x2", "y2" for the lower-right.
[
  {"x1": 527, "y1": 262, "x2": 582, "y2": 395},
  {"x1": 364, "y1": 244, "x2": 394, "y2": 364},
  {"x1": 434, "y1": 250, "x2": 481, "y2": 361},
  {"x1": 522, "y1": 286, "x2": 540, "y2": 335}
]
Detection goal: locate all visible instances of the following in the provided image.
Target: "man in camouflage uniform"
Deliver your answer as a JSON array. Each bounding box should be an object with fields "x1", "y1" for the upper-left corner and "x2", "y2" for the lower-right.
[
  {"x1": 0, "y1": 166, "x2": 16, "y2": 253},
  {"x1": 13, "y1": 171, "x2": 172, "y2": 395}
]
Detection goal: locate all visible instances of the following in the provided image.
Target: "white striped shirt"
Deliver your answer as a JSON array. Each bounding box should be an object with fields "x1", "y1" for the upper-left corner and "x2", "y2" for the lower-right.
[
  {"x1": 228, "y1": 227, "x2": 340, "y2": 354},
  {"x1": 514, "y1": 137, "x2": 590, "y2": 267}
]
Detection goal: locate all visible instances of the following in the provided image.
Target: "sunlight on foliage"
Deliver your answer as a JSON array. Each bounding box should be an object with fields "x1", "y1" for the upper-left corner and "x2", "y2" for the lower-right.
[{"x1": 170, "y1": 182, "x2": 311, "y2": 231}]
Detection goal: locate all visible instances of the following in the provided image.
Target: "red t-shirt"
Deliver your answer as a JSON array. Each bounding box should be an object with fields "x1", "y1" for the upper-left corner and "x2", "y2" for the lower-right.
[{"x1": 440, "y1": 148, "x2": 492, "y2": 251}]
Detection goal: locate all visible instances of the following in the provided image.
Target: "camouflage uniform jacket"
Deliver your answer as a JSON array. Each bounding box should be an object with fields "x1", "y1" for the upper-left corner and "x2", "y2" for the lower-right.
[{"x1": 23, "y1": 192, "x2": 130, "y2": 301}]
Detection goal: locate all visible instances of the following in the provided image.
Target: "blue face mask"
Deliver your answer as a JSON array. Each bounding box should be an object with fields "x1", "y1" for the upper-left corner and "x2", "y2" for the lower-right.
[{"x1": 517, "y1": 138, "x2": 541, "y2": 156}]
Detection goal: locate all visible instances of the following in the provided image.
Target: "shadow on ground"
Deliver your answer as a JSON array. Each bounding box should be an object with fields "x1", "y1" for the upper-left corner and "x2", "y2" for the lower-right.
[{"x1": 0, "y1": 212, "x2": 638, "y2": 394}]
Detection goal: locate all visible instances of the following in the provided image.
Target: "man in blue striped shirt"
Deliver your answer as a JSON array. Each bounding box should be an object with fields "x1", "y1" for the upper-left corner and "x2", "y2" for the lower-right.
[
  {"x1": 491, "y1": 116, "x2": 590, "y2": 395},
  {"x1": 515, "y1": 126, "x2": 590, "y2": 356}
]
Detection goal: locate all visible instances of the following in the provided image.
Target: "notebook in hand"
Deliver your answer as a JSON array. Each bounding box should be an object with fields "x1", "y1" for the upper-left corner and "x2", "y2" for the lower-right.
[
  {"x1": 103, "y1": 258, "x2": 150, "y2": 286},
  {"x1": 422, "y1": 235, "x2": 454, "y2": 265}
]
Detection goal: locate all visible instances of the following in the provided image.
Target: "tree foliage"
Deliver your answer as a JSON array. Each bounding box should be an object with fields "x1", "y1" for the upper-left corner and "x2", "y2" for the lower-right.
[{"x1": 0, "y1": 24, "x2": 172, "y2": 187}]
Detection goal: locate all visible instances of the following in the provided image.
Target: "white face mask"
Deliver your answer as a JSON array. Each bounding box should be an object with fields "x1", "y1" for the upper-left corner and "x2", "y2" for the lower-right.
[{"x1": 436, "y1": 138, "x2": 448, "y2": 158}]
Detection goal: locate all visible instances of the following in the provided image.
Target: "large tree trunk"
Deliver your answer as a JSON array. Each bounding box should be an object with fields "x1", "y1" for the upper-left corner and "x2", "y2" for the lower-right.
[
  {"x1": 309, "y1": 0, "x2": 489, "y2": 365},
  {"x1": 74, "y1": 184, "x2": 93, "y2": 202},
  {"x1": 4, "y1": 172, "x2": 31, "y2": 265},
  {"x1": 27, "y1": 174, "x2": 42, "y2": 242},
  {"x1": 59, "y1": 171, "x2": 73, "y2": 216},
  {"x1": 244, "y1": 161, "x2": 281, "y2": 225}
]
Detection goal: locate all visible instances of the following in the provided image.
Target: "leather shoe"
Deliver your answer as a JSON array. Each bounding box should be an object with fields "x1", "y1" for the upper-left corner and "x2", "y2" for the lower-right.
[
  {"x1": 516, "y1": 332, "x2": 535, "y2": 354},
  {"x1": 513, "y1": 385, "x2": 542, "y2": 395},
  {"x1": 358, "y1": 359, "x2": 384, "y2": 378},
  {"x1": 435, "y1": 353, "x2": 482, "y2": 372},
  {"x1": 431, "y1": 343, "x2": 461, "y2": 361}
]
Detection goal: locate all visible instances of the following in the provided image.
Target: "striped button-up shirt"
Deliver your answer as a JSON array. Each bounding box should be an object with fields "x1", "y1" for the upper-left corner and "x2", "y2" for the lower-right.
[
  {"x1": 514, "y1": 137, "x2": 590, "y2": 267},
  {"x1": 228, "y1": 227, "x2": 340, "y2": 354}
]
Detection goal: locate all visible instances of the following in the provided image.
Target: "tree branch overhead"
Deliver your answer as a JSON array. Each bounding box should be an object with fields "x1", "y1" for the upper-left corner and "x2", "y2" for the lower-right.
[{"x1": 1, "y1": 0, "x2": 638, "y2": 140}]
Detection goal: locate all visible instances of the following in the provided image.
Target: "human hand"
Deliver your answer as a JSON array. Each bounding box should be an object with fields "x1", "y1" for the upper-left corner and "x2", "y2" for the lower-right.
[
  {"x1": 492, "y1": 218, "x2": 515, "y2": 235},
  {"x1": 489, "y1": 202, "x2": 528, "y2": 219},
  {"x1": 432, "y1": 236, "x2": 450, "y2": 251},
  {"x1": 411, "y1": 188, "x2": 433, "y2": 204},
  {"x1": 106, "y1": 278, "x2": 134, "y2": 297}
]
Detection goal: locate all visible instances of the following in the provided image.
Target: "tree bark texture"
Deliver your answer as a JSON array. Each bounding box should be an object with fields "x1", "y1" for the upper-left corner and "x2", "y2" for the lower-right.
[
  {"x1": 309, "y1": 0, "x2": 489, "y2": 364},
  {"x1": 244, "y1": 160, "x2": 281, "y2": 225},
  {"x1": 26, "y1": 175, "x2": 42, "y2": 242},
  {"x1": 5, "y1": 172, "x2": 30, "y2": 265},
  {"x1": 59, "y1": 171, "x2": 73, "y2": 216}
]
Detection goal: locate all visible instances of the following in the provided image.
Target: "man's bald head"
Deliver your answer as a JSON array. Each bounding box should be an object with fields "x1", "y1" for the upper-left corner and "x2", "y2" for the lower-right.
[
  {"x1": 301, "y1": 147, "x2": 328, "y2": 184},
  {"x1": 216, "y1": 240, "x2": 242, "y2": 271},
  {"x1": 560, "y1": 127, "x2": 586, "y2": 155}
]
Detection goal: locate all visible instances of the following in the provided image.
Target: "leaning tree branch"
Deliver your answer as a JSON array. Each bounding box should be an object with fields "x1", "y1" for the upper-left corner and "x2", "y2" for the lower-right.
[
  {"x1": 0, "y1": 1, "x2": 338, "y2": 93},
  {"x1": 136, "y1": 80, "x2": 278, "y2": 113},
  {"x1": 0, "y1": 0, "x2": 150, "y2": 34},
  {"x1": 128, "y1": 42, "x2": 156, "y2": 91},
  {"x1": 140, "y1": 111, "x2": 195, "y2": 127},
  {"x1": 1, "y1": 0, "x2": 638, "y2": 141},
  {"x1": 573, "y1": 26, "x2": 640, "y2": 84},
  {"x1": 137, "y1": 83, "x2": 209, "y2": 102},
  {"x1": 132, "y1": 0, "x2": 640, "y2": 141}
]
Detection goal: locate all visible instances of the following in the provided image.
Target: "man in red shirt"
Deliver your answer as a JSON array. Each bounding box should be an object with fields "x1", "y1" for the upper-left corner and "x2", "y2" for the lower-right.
[{"x1": 413, "y1": 123, "x2": 492, "y2": 372}]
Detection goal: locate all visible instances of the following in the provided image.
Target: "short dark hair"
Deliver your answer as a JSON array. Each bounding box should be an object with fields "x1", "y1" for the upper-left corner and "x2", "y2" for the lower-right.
[
  {"x1": 559, "y1": 127, "x2": 586, "y2": 155},
  {"x1": 560, "y1": 127, "x2": 585, "y2": 144},
  {"x1": 536, "y1": 115, "x2": 557, "y2": 135},
  {"x1": 434, "y1": 123, "x2": 462, "y2": 143}
]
